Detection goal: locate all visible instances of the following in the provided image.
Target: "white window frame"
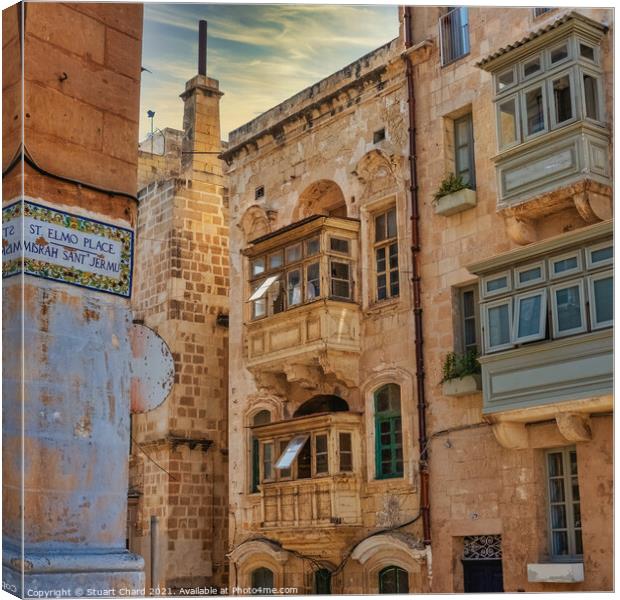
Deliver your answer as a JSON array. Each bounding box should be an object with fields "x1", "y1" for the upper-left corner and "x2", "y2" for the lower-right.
[
  {"x1": 550, "y1": 278, "x2": 587, "y2": 338},
  {"x1": 514, "y1": 260, "x2": 546, "y2": 289},
  {"x1": 513, "y1": 289, "x2": 548, "y2": 344},
  {"x1": 587, "y1": 270, "x2": 613, "y2": 330},
  {"x1": 520, "y1": 52, "x2": 544, "y2": 81},
  {"x1": 549, "y1": 250, "x2": 582, "y2": 280},
  {"x1": 495, "y1": 66, "x2": 517, "y2": 94},
  {"x1": 547, "y1": 40, "x2": 572, "y2": 69},
  {"x1": 483, "y1": 297, "x2": 514, "y2": 353},
  {"x1": 521, "y1": 80, "x2": 549, "y2": 141},
  {"x1": 579, "y1": 66, "x2": 605, "y2": 124},
  {"x1": 547, "y1": 68, "x2": 578, "y2": 130},
  {"x1": 482, "y1": 270, "x2": 512, "y2": 298},
  {"x1": 577, "y1": 38, "x2": 600, "y2": 65},
  {"x1": 496, "y1": 93, "x2": 522, "y2": 151},
  {"x1": 586, "y1": 241, "x2": 613, "y2": 269}
]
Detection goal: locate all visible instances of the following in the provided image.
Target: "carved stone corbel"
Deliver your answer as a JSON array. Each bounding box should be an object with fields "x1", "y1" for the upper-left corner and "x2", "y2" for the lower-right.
[
  {"x1": 251, "y1": 370, "x2": 287, "y2": 396},
  {"x1": 574, "y1": 180, "x2": 613, "y2": 223},
  {"x1": 492, "y1": 422, "x2": 528, "y2": 449},
  {"x1": 317, "y1": 351, "x2": 359, "y2": 388},
  {"x1": 556, "y1": 412, "x2": 592, "y2": 442},
  {"x1": 504, "y1": 215, "x2": 538, "y2": 245},
  {"x1": 282, "y1": 363, "x2": 320, "y2": 389}
]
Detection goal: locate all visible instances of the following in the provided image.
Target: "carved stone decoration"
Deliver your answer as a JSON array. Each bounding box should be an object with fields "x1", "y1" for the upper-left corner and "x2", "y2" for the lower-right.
[
  {"x1": 556, "y1": 412, "x2": 592, "y2": 442},
  {"x1": 251, "y1": 370, "x2": 288, "y2": 397},
  {"x1": 463, "y1": 535, "x2": 502, "y2": 560},
  {"x1": 504, "y1": 215, "x2": 538, "y2": 245},
  {"x1": 293, "y1": 179, "x2": 347, "y2": 220},
  {"x1": 318, "y1": 351, "x2": 359, "y2": 388},
  {"x1": 282, "y1": 363, "x2": 321, "y2": 389},
  {"x1": 574, "y1": 180, "x2": 613, "y2": 222},
  {"x1": 492, "y1": 421, "x2": 528, "y2": 449},
  {"x1": 239, "y1": 204, "x2": 271, "y2": 241},
  {"x1": 352, "y1": 149, "x2": 401, "y2": 198},
  {"x1": 376, "y1": 495, "x2": 402, "y2": 528}
]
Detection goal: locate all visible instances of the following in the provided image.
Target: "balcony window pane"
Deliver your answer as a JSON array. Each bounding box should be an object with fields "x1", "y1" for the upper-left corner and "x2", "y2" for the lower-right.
[
  {"x1": 516, "y1": 293, "x2": 543, "y2": 340},
  {"x1": 287, "y1": 269, "x2": 302, "y2": 306},
  {"x1": 550, "y1": 43, "x2": 568, "y2": 64},
  {"x1": 275, "y1": 434, "x2": 309, "y2": 470},
  {"x1": 305, "y1": 236, "x2": 320, "y2": 257},
  {"x1": 552, "y1": 255, "x2": 579, "y2": 275},
  {"x1": 251, "y1": 257, "x2": 265, "y2": 277},
  {"x1": 263, "y1": 442, "x2": 273, "y2": 481},
  {"x1": 488, "y1": 303, "x2": 511, "y2": 348},
  {"x1": 315, "y1": 434, "x2": 328, "y2": 474},
  {"x1": 270, "y1": 276, "x2": 285, "y2": 314},
  {"x1": 580, "y1": 43, "x2": 595, "y2": 61},
  {"x1": 553, "y1": 75, "x2": 573, "y2": 123},
  {"x1": 498, "y1": 98, "x2": 518, "y2": 147},
  {"x1": 339, "y1": 432, "x2": 353, "y2": 472},
  {"x1": 583, "y1": 74, "x2": 600, "y2": 120},
  {"x1": 330, "y1": 261, "x2": 351, "y2": 299},
  {"x1": 330, "y1": 237, "x2": 350, "y2": 254},
  {"x1": 519, "y1": 266, "x2": 542, "y2": 284},
  {"x1": 486, "y1": 275, "x2": 508, "y2": 293},
  {"x1": 525, "y1": 86, "x2": 545, "y2": 135},
  {"x1": 268, "y1": 251, "x2": 283, "y2": 270},
  {"x1": 297, "y1": 439, "x2": 312, "y2": 479},
  {"x1": 590, "y1": 245, "x2": 612, "y2": 264},
  {"x1": 279, "y1": 440, "x2": 292, "y2": 478},
  {"x1": 593, "y1": 276, "x2": 612, "y2": 324},
  {"x1": 286, "y1": 243, "x2": 302, "y2": 263},
  {"x1": 523, "y1": 56, "x2": 541, "y2": 77},
  {"x1": 555, "y1": 285, "x2": 582, "y2": 332},
  {"x1": 497, "y1": 69, "x2": 515, "y2": 92},
  {"x1": 306, "y1": 262, "x2": 320, "y2": 301}
]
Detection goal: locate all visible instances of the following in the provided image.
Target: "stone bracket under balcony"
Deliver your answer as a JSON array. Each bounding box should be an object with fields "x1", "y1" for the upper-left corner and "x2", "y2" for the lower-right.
[
  {"x1": 480, "y1": 329, "x2": 613, "y2": 449},
  {"x1": 245, "y1": 299, "x2": 361, "y2": 388}
]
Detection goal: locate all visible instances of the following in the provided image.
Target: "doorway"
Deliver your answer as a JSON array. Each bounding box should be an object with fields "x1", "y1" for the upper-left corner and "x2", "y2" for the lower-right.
[{"x1": 461, "y1": 535, "x2": 504, "y2": 593}]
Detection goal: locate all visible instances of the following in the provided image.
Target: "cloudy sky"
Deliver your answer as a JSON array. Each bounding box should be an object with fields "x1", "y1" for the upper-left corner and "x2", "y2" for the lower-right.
[{"x1": 139, "y1": 3, "x2": 398, "y2": 140}]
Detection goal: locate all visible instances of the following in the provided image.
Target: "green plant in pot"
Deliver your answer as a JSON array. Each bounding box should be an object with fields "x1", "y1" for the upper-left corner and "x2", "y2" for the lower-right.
[
  {"x1": 433, "y1": 172, "x2": 470, "y2": 203},
  {"x1": 441, "y1": 349, "x2": 481, "y2": 383}
]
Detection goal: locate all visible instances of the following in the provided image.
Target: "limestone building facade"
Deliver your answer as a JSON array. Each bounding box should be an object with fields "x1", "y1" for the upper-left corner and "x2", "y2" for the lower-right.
[
  {"x1": 128, "y1": 30, "x2": 230, "y2": 590},
  {"x1": 223, "y1": 5, "x2": 613, "y2": 595},
  {"x1": 404, "y1": 6, "x2": 613, "y2": 593}
]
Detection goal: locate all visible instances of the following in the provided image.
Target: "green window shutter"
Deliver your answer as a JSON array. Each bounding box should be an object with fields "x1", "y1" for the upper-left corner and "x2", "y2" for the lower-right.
[
  {"x1": 374, "y1": 384, "x2": 403, "y2": 480},
  {"x1": 379, "y1": 566, "x2": 409, "y2": 594},
  {"x1": 251, "y1": 437, "x2": 260, "y2": 493}
]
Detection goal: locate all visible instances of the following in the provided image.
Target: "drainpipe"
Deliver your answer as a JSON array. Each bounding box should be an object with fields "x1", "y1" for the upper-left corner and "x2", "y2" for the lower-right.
[
  {"x1": 403, "y1": 5, "x2": 431, "y2": 546},
  {"x1": 150, "y1": 515, "x2": 160, "y2": 591}
]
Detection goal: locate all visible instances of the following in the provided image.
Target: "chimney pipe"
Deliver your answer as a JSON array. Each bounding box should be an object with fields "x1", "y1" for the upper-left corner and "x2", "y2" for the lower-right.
[{"x1": 198, "y1": 20, "x2": 207, "y2": 76}]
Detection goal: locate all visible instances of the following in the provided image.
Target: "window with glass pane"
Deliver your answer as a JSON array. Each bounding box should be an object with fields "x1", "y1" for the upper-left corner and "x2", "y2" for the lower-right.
[
  {"x1": 306, "y1": 262, "x2": 320, "y2": 301},
  {"x1": 252, "y1": 411, "x2": 271, "y2": 492},
  {"x1": 278, "y1": 440, "x2": 292, "y2": 478},
  {"x1": 297, "y1": 438, "x2": 312, "y2": 479},
  {"x1": 330, "y1": 261, "x2": 351, "y2": 299},
  {"x1": 485, "y1": 273, "x2": 510, "y2": 296},
  {"x1": 498, "y1": 98, "x2": 518, "y2": 148},
  {"x1": 439, "y1": 7, "x2": 469, "y2": 65},
  {"x1": 590, "y1": 273, "x2": 612, "y2": 328},
  {"x1": 486, "y1": 301, "x2": 512, "y2": 350},
  {"x1": 580, "y1": 43, "x2": 595, "y2": 61},
  {"x1": 330, "y1": 237, "x2": 350, "y2": 254},
  {"x1": 339, "y1": 432, "x2": 353, "y2": 472},
  {"x1": 523, "y1": 55, "x2": 541, "y2": 78},
  {"x1": 550, "y1": 43, "x2": 569, "y2": 64},
  {"x1": 374, "y1": 207, "x2": 399, "y2": 301},
  {"x1": 497, "y1": 69, "x2": 515, "y2": 92},
  {"x1": 306, "y1": 237, "x2": 320, "y2": 256},
  {"x1": 374, "y1": 384, "x2": 403, "y2": 479},
  {"x1": 525, "y1": 86, "x2": 545, "y2": 135},
  {"x1": 315, "y1": 434, "x2": 329, "y2": 475},
  {"x1": 461, "y1": 287, "x2": 479, "y2": 353},
  {"x1": 553, "y1": 283, "x2": 584, "y2": 335},
  {"x1": 252, "y1": 281, "x2": 267, "y2": 319},
  {"x1": 314, "y1": 569, "x2": 332, "y2": 595},
  {"x1": 551, "y1": 253, "x2": 580, "y2": 277},
  {"x1": 269, "y1": 251, "x2": 283, "y2": 270},
  {"x1": 251, "y1": 567, "x2": 274, "y2": 593},
  {"x1": 589, "y1": 244, "x2": 612, "y2": 267},
  {"x1": 517, "y1": 264, "x2": 543, "y2": 287},
  {"x1": 583, "y1": 74, "x2": 600, "y2": 120},
  {"x1": 514, "y1": 291, "x2": 546, "y2": 343},
  {"x1": 287, "y1": 269, "x2": 302, "y2": 306},
  {"x1": 454, "y1": 113, "x2": 475, "y2": 188},
  {"x1": 552, "y1": 74, "x2": 573, "y2": 124},
  {"x1": 251, "y1": 257, "x2": 265, "y2": 277},
  {"x1": 263, "y1": 442, "x2": 274, "y2": 481},
  {"x1": 379, "y1": 566, "x2": 409, "y2": 594},
  {"x1": 286, "y1": 244, "x2": 302, "y2": 263},
  {"x1": 547, "y1": 448, "x2": 582, "y2": 558}
]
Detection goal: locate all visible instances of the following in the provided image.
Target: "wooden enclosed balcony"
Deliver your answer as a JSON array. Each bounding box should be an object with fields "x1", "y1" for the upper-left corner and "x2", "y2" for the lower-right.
[
  {"x1": 251, "y1": 412, "x2": 363, "y2": 530},
  {"x1": 243, "y1": 215, "x2": 361, "y2": 387}
]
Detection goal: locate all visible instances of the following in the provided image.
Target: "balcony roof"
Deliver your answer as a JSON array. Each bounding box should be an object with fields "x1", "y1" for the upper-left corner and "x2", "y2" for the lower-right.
[
  {"x1": 251, "y1": 411, "x2": 363, "y2": 437},
  {"x1": 477, "y1": 11, "x2": 608, "y2": 71}
]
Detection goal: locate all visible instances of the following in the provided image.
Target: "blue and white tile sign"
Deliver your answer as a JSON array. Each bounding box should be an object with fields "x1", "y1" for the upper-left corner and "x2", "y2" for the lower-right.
[{"x1": 2, "y1": 200, "x2": 133, "y2": 297}]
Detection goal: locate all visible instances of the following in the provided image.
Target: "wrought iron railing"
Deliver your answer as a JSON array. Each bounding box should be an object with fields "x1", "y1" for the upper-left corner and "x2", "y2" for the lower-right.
[{"x1": 439, "y1": 7, "x2": 470, "y2": 66}]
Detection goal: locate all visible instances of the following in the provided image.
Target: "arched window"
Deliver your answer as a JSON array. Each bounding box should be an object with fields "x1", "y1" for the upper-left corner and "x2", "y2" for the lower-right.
[
  {"x1": 251, "y1": 567, "x2": 274, "y2": 594},
  {"x1": 314, "y1": 568, "x2": 332, "y2": 594},
  {"x1": 374, "y1": 384, "x2": 403, "y2": 479},
  {"x1": 251, "y1": 410, "x2": 271, "y2": 492},
  {"x1": 378, "y1": 565, "x2": 408, "y2": 594}
]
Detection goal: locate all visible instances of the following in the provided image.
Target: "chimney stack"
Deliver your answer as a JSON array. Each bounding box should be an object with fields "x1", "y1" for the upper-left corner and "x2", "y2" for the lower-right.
[{"x1": 198, "y1": 20, "x2": 207, "y2": 76}]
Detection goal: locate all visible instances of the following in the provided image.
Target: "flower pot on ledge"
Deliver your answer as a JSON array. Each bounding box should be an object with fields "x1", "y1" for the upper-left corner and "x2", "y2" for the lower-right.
[
  {"x1": 434, "y1": 188, "x2": 477, "y2": 216},
  {"x1": 442, "y1": 374, "x2": 482, "y2": 397}
]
